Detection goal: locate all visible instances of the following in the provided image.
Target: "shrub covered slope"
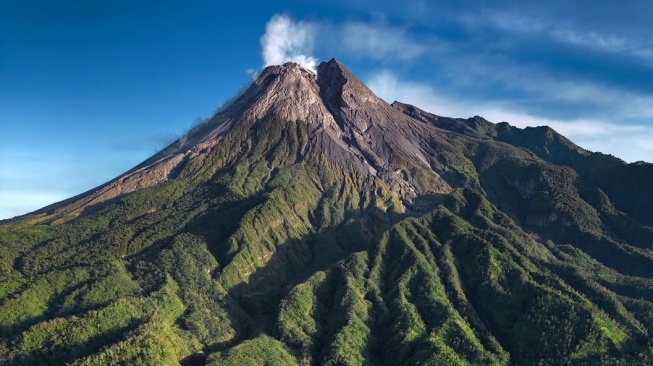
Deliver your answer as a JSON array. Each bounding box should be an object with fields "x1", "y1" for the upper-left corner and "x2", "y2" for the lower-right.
[{"x1": 2, "y1": 60, "x2": 653, "y2": 365}]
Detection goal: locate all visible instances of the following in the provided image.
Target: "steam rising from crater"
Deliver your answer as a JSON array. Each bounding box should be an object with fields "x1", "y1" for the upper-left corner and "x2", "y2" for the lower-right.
[{"x1": 261, "y1": 14, "x2": 318, "y2": 73}]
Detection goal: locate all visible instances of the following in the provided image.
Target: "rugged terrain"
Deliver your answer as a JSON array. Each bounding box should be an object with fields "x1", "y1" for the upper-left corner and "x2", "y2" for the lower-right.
[{"x1": 2, "y1": 59, "x2": 653, "y2": 365}]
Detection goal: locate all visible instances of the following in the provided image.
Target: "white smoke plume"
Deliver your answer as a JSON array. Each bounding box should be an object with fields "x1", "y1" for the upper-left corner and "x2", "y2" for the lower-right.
[{"x1": 260, "y1": 14, "x2": 318, "y2": 73}]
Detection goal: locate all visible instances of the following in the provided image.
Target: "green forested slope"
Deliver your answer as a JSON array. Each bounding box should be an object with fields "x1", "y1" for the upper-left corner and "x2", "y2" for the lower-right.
[{"x1": 3, "y1": 61, "x2": 653, "y2": 365}]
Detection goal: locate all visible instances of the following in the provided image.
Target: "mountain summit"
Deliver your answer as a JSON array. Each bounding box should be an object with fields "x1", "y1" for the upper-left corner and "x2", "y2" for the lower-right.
[
  {"x1": 38, "y1": 59, "x2": 447, "y2": 219},
  {"x1": 3, "y1": 60, "x2": 653, "y2": 365}
]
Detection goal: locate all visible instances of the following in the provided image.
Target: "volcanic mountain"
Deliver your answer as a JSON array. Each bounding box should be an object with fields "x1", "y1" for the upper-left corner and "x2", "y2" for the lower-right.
[{"x1": 3, "y1": 59, "x2": 653, "y2": 365}]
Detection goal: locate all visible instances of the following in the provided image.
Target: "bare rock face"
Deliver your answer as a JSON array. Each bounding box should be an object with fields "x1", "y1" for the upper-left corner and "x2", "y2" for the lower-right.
[
  {"x1": 37, "y1": 59, "x2": 455, "y2": 219},
  {"x1": 317, "y1": 59, "x2": 386, "y2": 133},
  {"x1": 217, "y1": 62, "x2": 340, "y2": 134},
  {"x1": 317, "y1": 60, "x2": 430, "y2": 164}
]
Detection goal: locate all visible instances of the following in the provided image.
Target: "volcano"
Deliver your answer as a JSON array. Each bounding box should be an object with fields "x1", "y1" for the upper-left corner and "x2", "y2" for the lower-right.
[{"x1": 3, "y1": 59, "x2": 653, "y2": 365}]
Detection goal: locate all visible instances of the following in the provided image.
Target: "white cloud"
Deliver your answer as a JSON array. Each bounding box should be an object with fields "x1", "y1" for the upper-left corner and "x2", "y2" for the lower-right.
[
  {"x1": 367, "y1": 70, "x2": 653, "y2": 163},
  {"x1": 260, "y1": 14, "x2": 318, "y2": 73},
  {"x1": 340, "y1": 22, "x2": 427, "y2": 61}
]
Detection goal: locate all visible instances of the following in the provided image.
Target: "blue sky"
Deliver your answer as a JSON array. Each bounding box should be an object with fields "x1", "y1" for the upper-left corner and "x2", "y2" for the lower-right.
[{"x1": 2, "y1": 0, "x2": 653, "y2": 219}]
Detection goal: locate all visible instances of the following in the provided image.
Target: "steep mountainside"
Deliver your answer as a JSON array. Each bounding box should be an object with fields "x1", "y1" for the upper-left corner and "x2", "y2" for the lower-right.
[{"x1": 3, "y1": 59, "x2": 653, "y2": 365}]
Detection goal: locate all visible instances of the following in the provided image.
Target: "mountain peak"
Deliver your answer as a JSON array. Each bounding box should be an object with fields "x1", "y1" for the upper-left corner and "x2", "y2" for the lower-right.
[
  {"x1": 35, "y1": 59, "x2": 442, "y2": 219},
  {"x1": 317, "y1": 58, "x2": 347, "y2": 77},
  {"x1": 216, "y1": 60, "x2": 339, "y2": 131},
  {"x1": 316, "y1": 58, "x2": 376, "y2": 102},
  {"x1": 260, "y1": 61, "x2": 317, "y2": 80}
]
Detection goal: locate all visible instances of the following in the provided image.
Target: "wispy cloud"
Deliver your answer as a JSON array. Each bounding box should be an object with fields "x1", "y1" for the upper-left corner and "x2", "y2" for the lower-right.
[
  {"x1": 340, "y1": 21, "x2": 428, "y2": 61},
  {"x1": 480, "y1": 10, "x2": 653, "y2": 64},
  {"x1": 462, "y1": 59, "x2": 653, "y2": 120},
  {"x1": 366, "y1": 70, "x2": 462, "y2": 117},
  {"x1": 401, "y1": 35, "x2": 653, "y2": 124},
  {"x1": 368, "y1": 70, "x2": 653, "y2": 163},
  {"x1": 259, "y1": 14, "x2": 430, "y2": 68},
  {"x1": 474, "y1": 10, "x2": 545, "y2": 35},
  {"x1": 553, "y1": 28, "x2": 625, "y2": 51}
]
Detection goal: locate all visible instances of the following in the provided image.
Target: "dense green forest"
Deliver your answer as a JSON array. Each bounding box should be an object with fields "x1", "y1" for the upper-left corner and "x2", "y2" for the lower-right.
[{"x1": 3, "y1": 61, "x2": 653, "y2": 365}]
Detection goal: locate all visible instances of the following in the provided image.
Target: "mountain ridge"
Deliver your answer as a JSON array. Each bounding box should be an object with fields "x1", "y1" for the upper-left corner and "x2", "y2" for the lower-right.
[
  {"x1": 20, "y1": 58, "x2": 646, "y2": 224},
  {"x1": 29, "y1": 59, "x2": 448, "y2": 222},
  {"x1": 3, "y1": 59, "x2": 653, "y2": 365}
]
